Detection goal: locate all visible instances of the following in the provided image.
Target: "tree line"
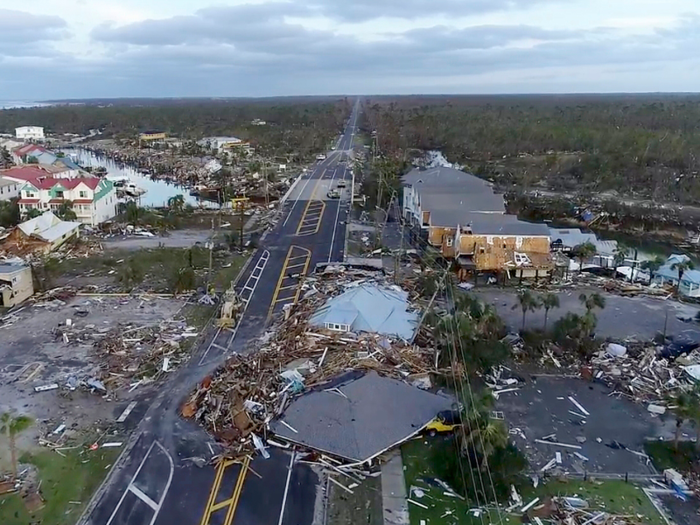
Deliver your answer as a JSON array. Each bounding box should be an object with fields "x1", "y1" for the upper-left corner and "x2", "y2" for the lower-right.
[{"x1": 360, "y1": 95, "x2": 700, "y2": 205}]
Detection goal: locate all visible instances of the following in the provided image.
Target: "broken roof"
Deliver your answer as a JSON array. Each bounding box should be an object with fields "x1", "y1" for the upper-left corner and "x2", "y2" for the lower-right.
[
  {"x1": 403, "y1": 166, "x2": 492, "y2": 191},
  {"x1": 309, "y1": 283, "x2": 418, "y2": 340},
  {"x1": 17, "y1": 211, "x2": 81, "y2": 243},
  {"x1": 420, "y1": 192, "x2": 506, "y2": 224},
  {"x1": 270, "y1": 371, "x2": 452, "y2": 462}
]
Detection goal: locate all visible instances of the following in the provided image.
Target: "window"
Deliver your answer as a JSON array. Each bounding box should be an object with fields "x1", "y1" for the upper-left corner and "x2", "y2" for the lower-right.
[
  {"x1": 26, "y1": 191, "x2": 34, "y2": 197},
  {"x1": 56, "y1": 191, "x2": 64, "y2": 198},
  {"x1": 479, "y1": 247, "x2": 485, "y2": 254},
  {"x1": 79, "y1": 191, "x2": 88, "y2": 198},
  {"x1": 446, "y1": 237, "x2": 453, "y2": 247}
]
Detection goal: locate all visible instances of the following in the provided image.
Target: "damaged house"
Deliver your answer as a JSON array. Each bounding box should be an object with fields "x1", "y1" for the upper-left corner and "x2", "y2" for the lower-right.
[
  {"x1": 0, "y1": 260, "x2": 33, "y2": 307},
  {"x1": 401, "y1": 166, "x2": 552, "y2": 280},
  {"x1": 2, "y1": 211, "x2": 81, "y2": 255},
  {"x1": 308, "y1": 283, "x2": 418, "y2": 340}
]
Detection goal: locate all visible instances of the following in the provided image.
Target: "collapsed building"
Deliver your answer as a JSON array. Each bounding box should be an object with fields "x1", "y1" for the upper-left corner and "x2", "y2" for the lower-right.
[{"x1": 401, "y1": 166, "x2": 553, "y2": 280}]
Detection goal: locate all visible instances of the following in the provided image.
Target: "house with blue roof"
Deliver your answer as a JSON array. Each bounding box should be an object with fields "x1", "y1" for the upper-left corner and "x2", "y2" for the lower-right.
[
  {"x1": 309, "y1": 283, "x2": 418, "y2": 341},
  {"x1": 652, "y1": 254, "x2": 692, "y2": 288},
  {"x1": 679, "y1": 270, "x2": 700, "y2": 298}
]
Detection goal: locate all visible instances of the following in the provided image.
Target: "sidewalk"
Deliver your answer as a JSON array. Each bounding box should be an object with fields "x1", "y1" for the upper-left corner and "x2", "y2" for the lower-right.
[{"x1": 381, "y1": 450, "x2": 409, "y2": 525}]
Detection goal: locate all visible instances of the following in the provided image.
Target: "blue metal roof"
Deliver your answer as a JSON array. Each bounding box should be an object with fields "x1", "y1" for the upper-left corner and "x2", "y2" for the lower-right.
[
  {"x1": 681, "y1": 269, "x2": 700, "y2": 285},
  {"x1": 310, "y1": 283, "x2": 418, "y2": 340}
]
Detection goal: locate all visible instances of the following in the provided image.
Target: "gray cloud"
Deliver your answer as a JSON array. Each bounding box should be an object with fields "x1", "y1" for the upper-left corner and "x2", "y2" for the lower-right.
[
  {"x1": 3, "y1": 5, "x2": 700, "y2": 100},
  {"x1": 0, "y1": 9, "x2": 68, "y2": 43},
  {"x1": 309, "y1": 0, "x2": 564, "y2": 22}
]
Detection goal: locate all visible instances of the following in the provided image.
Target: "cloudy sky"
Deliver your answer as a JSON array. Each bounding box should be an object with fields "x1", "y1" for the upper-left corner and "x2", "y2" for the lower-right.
[{"x1": 1, "y1": 0, "x2": 699, "y2": 100}]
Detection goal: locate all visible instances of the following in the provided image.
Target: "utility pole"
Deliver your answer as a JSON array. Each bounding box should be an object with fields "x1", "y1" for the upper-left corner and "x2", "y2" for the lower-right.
[
  {"x1": 263, "y1": 161, "x2": 269, "y2": 208},
  {"x1": 394, "y1": 215, "x2": 405, "y2": 284},
  {"x1": 239, "y1": 199, "x2": 245, "y2": 251},
  {"x1": 206, "y1": 217, "x2": 214, "y2": 291}
]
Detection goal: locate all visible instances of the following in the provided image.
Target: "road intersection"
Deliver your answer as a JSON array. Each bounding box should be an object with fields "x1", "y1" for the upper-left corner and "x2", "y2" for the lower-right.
[{"x1": 82, "y1": 101, "x2": 361, "y2": 525}]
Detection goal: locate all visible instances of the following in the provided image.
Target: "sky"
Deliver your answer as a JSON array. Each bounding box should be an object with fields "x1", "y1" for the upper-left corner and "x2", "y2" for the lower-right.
[{"x1": 1, "y1": 0, "x2": 699, "y2": 100}]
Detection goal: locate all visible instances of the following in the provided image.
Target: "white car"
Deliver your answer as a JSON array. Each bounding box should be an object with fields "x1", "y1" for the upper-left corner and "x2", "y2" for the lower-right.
[{"x1": 316, "y1": 154, "x2": 326, "y2": 160}]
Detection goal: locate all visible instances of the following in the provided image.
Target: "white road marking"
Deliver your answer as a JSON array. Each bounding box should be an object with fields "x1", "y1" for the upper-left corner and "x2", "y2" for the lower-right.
[
  {"x1": 277, "y1": 451, "x2": 296, "y2": 525},
  {"x1": 197, "y1": 250, "x2": 270, "y2": 366},
  {"x1": 328, "y1": 165, "x2": 347, "y2": 263},
  {"x1": 106, "y1": 440, "x2": 174, "y2": 525},
  {"x1": 116, "y1": 401, "x2": 138, "y2": 423}
]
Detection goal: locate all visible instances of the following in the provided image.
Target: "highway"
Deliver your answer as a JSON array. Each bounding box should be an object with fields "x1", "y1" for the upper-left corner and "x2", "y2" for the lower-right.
[{"x1": 82, "y1": 100, "x2": 361, "y2": 525}]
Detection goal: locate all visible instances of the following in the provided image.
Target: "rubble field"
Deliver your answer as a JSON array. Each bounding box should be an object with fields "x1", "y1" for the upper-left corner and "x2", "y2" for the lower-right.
[{"x1": 0, "y1": 291, "x2": 188, "y2": 455}]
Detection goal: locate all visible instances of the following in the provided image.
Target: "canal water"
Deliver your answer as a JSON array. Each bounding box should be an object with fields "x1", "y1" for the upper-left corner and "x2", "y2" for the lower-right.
[{"x1": 62, "y1": 148, "x2": 216, "y2": 208}]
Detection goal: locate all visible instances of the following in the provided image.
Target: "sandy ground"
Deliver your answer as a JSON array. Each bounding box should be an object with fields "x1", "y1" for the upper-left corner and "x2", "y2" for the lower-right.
[
  {"x1": 0, "y1": 295, "x2": 184, "y2": 462},
  {"x1": 476, "y1": 288, "x2": 700, "y2": 342},
  {"x1": 102, "y1": 230, "x2": 213, "y2": 251}
]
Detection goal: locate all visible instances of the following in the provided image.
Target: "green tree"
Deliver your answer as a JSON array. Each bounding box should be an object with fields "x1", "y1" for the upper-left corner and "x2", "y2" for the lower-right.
[
  {"x1": 512, "y1": 290, "x2": 540, "y2": 331},
  {"x1": 168, "y1": 266, "x2": 196, "y2": 295},
  {"x1": 57, "y1": 200, "x2": 77, "y2": 221},
  {"x1": 668, "y1": 387, "x2": 700, "y2": 450},
  {"x1": 0, "y1": 146, "x2": 13, "y2": 168},
  {"x1": 118, "y1": 259, "x2": 144, "y2": 291},
  {"x1": 579, "y1": 292, "x2": 606, "y2": 314},
  {"x1": 572, "y1": 242, "x2": 597, "y2": 273},
  {"x1": 613, "y1": 244, "x2": 631, "y2": 268},
  {"x1": 167, "y1": 194, "x2": 185, "y2": 214},
  {"x1": 25, "y1": 208, "x2": 42, "y2": 219},
  {"x1": 641, "y1": 255, "x2": 666, "y2": 274},
  {"x1": 671, "y1": 259, "x2": 695, "y2": 296},
  {"x1": 540, "y1": 292, "x2": 560, "y2": 331},
  {"x1": 125, "y1": 201, "x2": 142, "y2": 224},
  {"x1": 26, "y1": 155, "x2": 39, "y2": 164},
  {"x1": 0, "y1": 199, "x2": 21, "y2": 227},
  {"x1": 0, "y1": 412, "x2": 33, "y2": 479}
]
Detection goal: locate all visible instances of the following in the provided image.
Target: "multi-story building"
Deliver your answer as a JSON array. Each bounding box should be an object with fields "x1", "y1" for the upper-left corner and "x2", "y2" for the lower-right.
[
  {"x1": 15, "y1": 126, "x2": 44, "y2": 141},
  {"x1": 17, "y1": 176, "x2": 117, "y2": 226},
  {"x1": 0, "y1": 177, "x2": 21, "y2": 201},
  {"x1": 402, "y1": 166, "x2": 552, "y2": 279}
]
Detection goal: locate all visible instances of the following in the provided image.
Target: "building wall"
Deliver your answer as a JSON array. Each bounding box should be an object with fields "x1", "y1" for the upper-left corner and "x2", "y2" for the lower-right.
[
  {"x1": 15, "y1": 127, "x2": 44, "y2": 140},
  {"x1": 0, "y1": 267, "x2": 34, "y2": 307},
  {"x1": 92, "y1": 188, "x2": 118, "y2": 225},
  {"x1": 456, "y1": 234, "x2": 551, "y2": 271},
  {"x1": 0, "y1": 179, "x2": 20, "y2": 201}
]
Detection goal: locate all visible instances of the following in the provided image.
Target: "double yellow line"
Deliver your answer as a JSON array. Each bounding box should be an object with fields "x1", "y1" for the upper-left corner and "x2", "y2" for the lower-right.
[{"x1": 200, "y1": 456, "x2": 251, "y2": 525}]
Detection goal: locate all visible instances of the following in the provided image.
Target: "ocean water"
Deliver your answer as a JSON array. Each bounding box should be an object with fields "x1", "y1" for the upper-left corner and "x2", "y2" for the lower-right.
[{"x1": 0, "y1": 101, "x2": 51, "y2": 110}]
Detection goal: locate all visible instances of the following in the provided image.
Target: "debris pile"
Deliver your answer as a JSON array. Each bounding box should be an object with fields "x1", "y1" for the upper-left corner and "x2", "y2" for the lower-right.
[
  {"x1": 547, "y1": 496, "x2": 647, "y2": 525},
  {"x1": 182, "y1": 267, "x2": 441, "y2": 460},
  {"x1": 93, "y1": 319, "x2": 198, "y2": 390}
]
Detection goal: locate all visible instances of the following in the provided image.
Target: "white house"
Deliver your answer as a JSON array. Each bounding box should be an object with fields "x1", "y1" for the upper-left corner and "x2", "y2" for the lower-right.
[
  {"x1": 0, "y1": 177, "x2": 21, "y2": 202},
  {"x1": 15, "y1": 126, "x2": 45, "y2": 141},
  {"x1": 18, "y1": 176, "x2": 118, "y2": 226},
  {"x1": 198, "y1": 136, "x2": 242, "y2": 150}
]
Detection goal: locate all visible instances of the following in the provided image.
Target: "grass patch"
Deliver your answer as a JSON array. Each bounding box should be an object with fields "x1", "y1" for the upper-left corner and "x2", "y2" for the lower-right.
[
  {"x1": 401, "y1": 438, "x2": 665, "y2": 525},
  {"x1": 644, "y1": 440, "x2": 700, "y2": 474},
  {"x1": 212, "y1": 254, "x2": 247, "y2": 291},
  {"x1": 0, "y1": 448, "x2": 119, "y2": 525},
  {"x1": 521, "y1": 479, "x2": 666, "y2": 525},
  {"x1": 327, "y1": 472, "x2": 383, "y2": 525},
  {"x1": 401, "y1": 437, "x2": 511, "y2": 525}
]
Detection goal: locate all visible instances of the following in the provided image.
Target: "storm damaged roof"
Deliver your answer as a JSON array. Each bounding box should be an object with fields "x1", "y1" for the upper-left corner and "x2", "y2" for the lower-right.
[{"x1": 270, "y1": 371, "x2": 452, "y2": 463}]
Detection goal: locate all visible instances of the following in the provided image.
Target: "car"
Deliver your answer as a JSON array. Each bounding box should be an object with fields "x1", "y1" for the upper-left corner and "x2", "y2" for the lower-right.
[
  {"x1": 336, "y1": 180, "x2": 347, "y2": 188},
  {"x1": 316, "y1": 154, "x2": 326, "y2": 160},
  {"x1": 425, "y1": 410, "x2": 462, "y2": 436},
  {"x1": 327, "y1": 190, "x2": 340, "y2": 199}
]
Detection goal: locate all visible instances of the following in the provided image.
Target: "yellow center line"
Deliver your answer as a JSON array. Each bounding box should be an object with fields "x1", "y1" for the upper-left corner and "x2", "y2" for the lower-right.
[
  {"x1": 295, "y1": 169, "x2": 326, "y2": 236},
  {"x1": 223, "y1": 455, "x2": 251, "y2": 525},
  {"x1": 199, "y1": 460, "x2": 230, "y2": 525},
  {"x1": 267, "y1": 246, "x2": 311, "y2": 321}
]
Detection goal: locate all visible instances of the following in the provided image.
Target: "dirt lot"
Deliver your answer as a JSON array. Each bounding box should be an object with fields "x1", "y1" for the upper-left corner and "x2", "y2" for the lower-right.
[
  {"x1": 0, "y1": 295, "x2": 185, "y2": 459},
  {"x1": 496, "y1": 375, "x2": 682, "y2": 475}
]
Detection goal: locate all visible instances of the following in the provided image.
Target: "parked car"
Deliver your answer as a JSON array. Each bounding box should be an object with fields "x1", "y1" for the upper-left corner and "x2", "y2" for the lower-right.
[{"x1": 425, "y1": 410, "x2": 462, "y2": 436}]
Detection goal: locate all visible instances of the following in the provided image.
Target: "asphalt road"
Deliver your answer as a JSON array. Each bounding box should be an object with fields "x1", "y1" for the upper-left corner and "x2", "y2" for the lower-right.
[
  {"x1": 82, "y1": 100, "x2": 361, "y2": 525},
  {"x1": 475, "y1": 288, "x2": 700, "y2": 342}
]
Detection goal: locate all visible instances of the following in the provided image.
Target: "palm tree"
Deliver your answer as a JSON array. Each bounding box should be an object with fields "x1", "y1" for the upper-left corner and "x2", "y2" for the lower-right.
[
  {"x1": 579, "y1": 292, "x2": 606, "y2": 314},
  {"x1": 573, "y1": 242, "x2": 597, "y2": 273},
  {"x1": 668, "y1": 388, "x2": 700, "y2": 449},
  {"x1": 167, "y1": 194, "x2": 185, "y2": 214},
  {"x1": 26, "y1": 208, "x2": 42, "y2": 219},
  {"x1": 540, "y1": 292, "x2": 560, "y2": 331},
  {"x1": 57, "y1": 200, "x2": 77, "y2": 221},
  {"x1": 641, "y1": 255, "x2": 666, "y2": 275},
  {"x1": 513, "y1": 290, "x2": 539, "y2": 331},
  {"x1": 613, "y1": 244, "x2": 631, "y2": 269},
  {"x1": 0, "y1": 412, "x2": 33, "y2": 479},
  {"x1": 462, "y1": 392, "x2": 508, "y2": 467},
  {"x1": 671, "y1": 259, "x2": 695, "y2": 297}
]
